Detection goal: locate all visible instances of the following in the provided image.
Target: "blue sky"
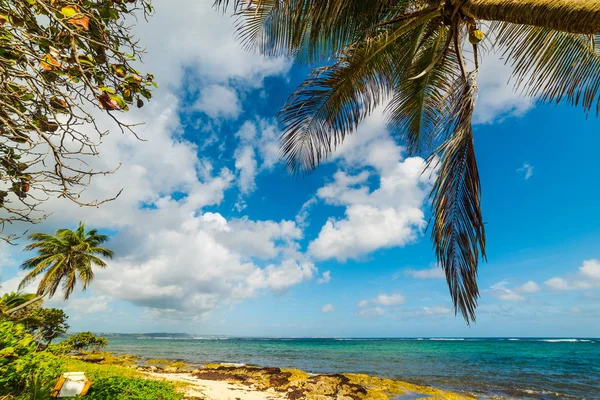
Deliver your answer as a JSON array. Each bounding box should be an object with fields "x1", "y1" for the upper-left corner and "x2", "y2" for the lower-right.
[{"x1": 1, "y1": 0, "x2": 599, "y2": 338}]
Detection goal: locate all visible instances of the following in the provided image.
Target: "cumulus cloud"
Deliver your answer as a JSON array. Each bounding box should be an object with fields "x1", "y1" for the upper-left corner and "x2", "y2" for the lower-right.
[
  {"x1": 581, "y1": 259, "x2": 600, "y2": 280},
  {"x1": 545, "y1": 259, "x2": 600, "y2": 291},
  {"x1": 308, "y1": 110, "x2": 433, "y2": 261},
  {"x1": 194, "y1": 84, "x2": 241, "y2": 120},
  {"x1": 517, "y1": 163, "x2": 534, "y2": 180},
  {"x1": 405, "y1": 267, "x2": 445, "y2": 279},
  {"x1": 321, "y1": 304, "x2": 334, "y2": 313}
]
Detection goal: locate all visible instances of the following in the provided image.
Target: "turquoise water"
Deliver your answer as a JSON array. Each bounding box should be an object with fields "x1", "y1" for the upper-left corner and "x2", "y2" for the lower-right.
[{"x1": 105, "y1": 337, "x2": 600, "y2": 399}]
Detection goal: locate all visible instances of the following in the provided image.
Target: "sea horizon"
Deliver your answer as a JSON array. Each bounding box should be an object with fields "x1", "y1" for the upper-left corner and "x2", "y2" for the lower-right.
[{"x1": 88, "y1": 332, "x2": 600, "y2": 340}]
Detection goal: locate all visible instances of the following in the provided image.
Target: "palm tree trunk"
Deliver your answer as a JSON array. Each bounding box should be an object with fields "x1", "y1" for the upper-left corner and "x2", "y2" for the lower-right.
[
  {"x1": 6, "y1": 294, "x2": 45, "y2": 314},
  {"x1": 460, "y1": 0, "x2": 600, "y2": 34}
]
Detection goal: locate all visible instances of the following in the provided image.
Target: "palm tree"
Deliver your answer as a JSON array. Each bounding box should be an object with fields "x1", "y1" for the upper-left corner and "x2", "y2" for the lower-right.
[
  {"x1": 0, "y1": 291, "x2": 41, "y2": 317},
  {"x1": 8, "y1": 222, "x2": 113, "y2": 314},
  {"x1": 215, "y1": 0, "x2": 600, "y2": 322}
]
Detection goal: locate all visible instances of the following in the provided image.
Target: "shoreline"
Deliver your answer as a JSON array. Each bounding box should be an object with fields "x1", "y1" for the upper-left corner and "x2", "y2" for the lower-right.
[{"x1": 132, "y1": 361, "x2": 475, "y2": 400}]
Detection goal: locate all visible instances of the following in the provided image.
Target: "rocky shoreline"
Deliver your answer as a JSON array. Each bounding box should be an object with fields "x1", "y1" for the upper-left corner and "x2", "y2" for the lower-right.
[{"x1": 131, "y1": 360, "x2": 475, "y2": 400}]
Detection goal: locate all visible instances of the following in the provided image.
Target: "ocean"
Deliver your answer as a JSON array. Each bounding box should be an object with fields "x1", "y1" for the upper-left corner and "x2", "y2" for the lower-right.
[{"x1": 105, "y1": 336, "x2": 600, "y2": 399}]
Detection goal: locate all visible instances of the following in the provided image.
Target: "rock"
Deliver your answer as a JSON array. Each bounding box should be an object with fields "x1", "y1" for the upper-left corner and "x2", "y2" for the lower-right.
[{"x1": 164, "y1": 366, "x2": 178, "y2": 372}]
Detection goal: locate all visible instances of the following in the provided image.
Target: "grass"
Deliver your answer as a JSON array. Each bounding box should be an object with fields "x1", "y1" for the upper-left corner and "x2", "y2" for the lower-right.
[{"x1": 61, "y1": 356, "x2": 143, "y2": 380}]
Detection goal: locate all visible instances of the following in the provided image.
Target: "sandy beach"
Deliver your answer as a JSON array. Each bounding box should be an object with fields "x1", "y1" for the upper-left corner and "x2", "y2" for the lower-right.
[
  {"x1": 140, "y1": 363, "x2": 475, "y2": 400},
  {"x1": 148, "y1": 372, "x2": 286, "y2": 400}
]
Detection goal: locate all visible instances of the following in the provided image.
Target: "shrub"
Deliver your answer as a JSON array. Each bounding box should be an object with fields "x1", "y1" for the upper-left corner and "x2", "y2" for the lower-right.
[
  {"x1": 58, "y1": 332, "x2": 108, "y2": 354},
  {"x1": 85, "y1": 376, "x2": 184, "y2": 400},
  {"x1": 0, "y1": 321, "x2": 35, "y2": 393}
]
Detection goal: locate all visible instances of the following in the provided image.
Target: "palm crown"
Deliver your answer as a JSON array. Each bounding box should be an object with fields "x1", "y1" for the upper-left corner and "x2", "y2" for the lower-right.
[
  {"x1": 215, "y1": 0, "x2": 600, "y2": 322},
  {"x1": 19, "y1": 222, "x2": 113, "y2": 300}
]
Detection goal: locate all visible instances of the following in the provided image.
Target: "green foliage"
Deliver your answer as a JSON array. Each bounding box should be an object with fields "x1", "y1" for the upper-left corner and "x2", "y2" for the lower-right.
[
  {"x1": 14, "y1": 371, "x2": 54, "y2": 400},
  {"x1": 22, "y1": 308, "x2": 69, "y2": 345},
  {"x1": 20, "y1": 221, "x2": 113, "y2": 300},
  {"x1": 85, "y1": 376, "x2": 184, "y2": 400},
  {"x1": 11, "y1": 352, "x2": 65, "y2": 398},
  {"x1": 0, "y1": 321, "x2": 35, "y2": 393},
  {"x1": 0, "y1": 0, "x2": 155, "y2": 240},
  {"x1": 59, "y1": 331, "x2": 108, "y2": 353}
]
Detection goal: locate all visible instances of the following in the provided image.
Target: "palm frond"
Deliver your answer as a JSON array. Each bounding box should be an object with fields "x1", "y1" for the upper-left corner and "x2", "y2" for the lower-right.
[
  {"x1": 428, "y1": 72, "x2": 485, "y2": 323},
  {"x1": 221, "y1": 0, "x2": 419, "y2": 62},
  {"x1": 279, "y1": 9, "x2": 440, "y2": 173},
  {"x1": 492, "y1": 22, "x2": 600, "y2": 114},
  {"x1": 385, "y1": 24, "x2": 459, "y2": 154}
]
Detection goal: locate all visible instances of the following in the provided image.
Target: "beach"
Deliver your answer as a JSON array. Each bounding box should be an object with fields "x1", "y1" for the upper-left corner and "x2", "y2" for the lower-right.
[
  {"x1": 139, "y1": 363, "x2": 474, "y2": 399},
  {"x1": 104, "y1": 336, "x2": 600, "y2": 399}
]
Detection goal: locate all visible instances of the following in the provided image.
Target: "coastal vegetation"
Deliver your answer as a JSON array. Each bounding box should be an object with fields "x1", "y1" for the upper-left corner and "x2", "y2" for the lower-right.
[{"x1": 215, "y1": 0, "x2": 600, "y2": 322}]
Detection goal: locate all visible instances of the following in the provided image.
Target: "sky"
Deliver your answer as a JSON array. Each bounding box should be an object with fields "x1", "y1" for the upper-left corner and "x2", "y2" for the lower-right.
[{"x1": 1, "y1": 0, "x2": 599, "y2": 338}]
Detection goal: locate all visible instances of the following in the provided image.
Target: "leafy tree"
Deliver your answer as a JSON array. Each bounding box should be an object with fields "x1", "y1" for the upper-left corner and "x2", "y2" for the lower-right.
[
  {"x1": 0, "y1": 0, "x2": 155, "y2": 242},
  {"x1": 23, "y1": 308, "x2": 69, "y2": 345},
  {"x1": 59, "y1": 331, "x2": 108, "y2": 353},
  {"x1": 216, "y1": 0, "x2": 600, "y2": 322},
  {"x1": 8, "y1": 222, "x2": 113, "y2": 313}
]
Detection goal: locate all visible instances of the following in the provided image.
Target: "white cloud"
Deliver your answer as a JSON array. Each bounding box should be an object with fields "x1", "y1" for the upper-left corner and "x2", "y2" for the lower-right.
[
  {"x1": 545, "y1": 277, "x2": 571, "y2": 291},
  {"x1": 517, "y1": 163, "x2": 534, "y2": 180},
  {"x1": 357, "y1": 292, "x2": 405, "y2": 314},
  {"x1": 488, "y1": 280, "x2": 525, "y2": 302},
  {"x1": 473, "y1": 53, "x2": 535, "y2": 124},
  {"x1": 194, "y1": 84, "x2": 241, "y2": 119},
  {"x1": 129, "y1": 0, "x2": 290, "y2": 89},
  {"x1": 317, "y1": 271, "x2": 331, "y2": 284},
  {"x1": 296, "y1": 198, "x2": 317, "y2": 229},
  {"x1": 232, "y1": 119, "x2": 281, "y2": 199},
  {"x1": 94, "y1": 217, "x2": 315, "y2": 320},
  {"x1": 580, "y1": 259, "x2": 600, "y2": 280},
  {"x1": 516, "y1": 281, "x2": 541, "y2": 294},
  {"x1": 545, "y1": 259, "x2": 600, "y2": 291},
  {"x1": 308, "y1": 109, "x2": 433, "y2": 261},
  {"x1": 375, "y1": 293, "x2": 405, "y2": 306},
  {"x1": 487, "y1": 279, "x2": 542, "y2": 302},
  {"x1": 321, "y1": 304, "x2": 334, "y2": 313},
  {"x1": 405, "y1": 267, "x2": 445, "y2": 279},
  {"x1": 234, "y1": 145, "x2": 258, "y2": 195}
]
